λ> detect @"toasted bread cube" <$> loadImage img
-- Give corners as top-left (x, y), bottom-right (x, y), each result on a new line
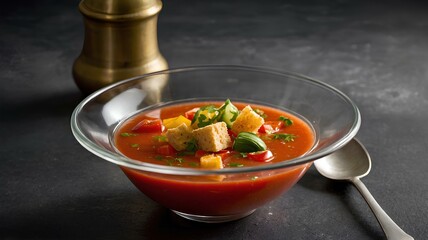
top-left (165, 123), bottom-right (193, 151)
top-left (231, 105), bottom-right (265, 134)
top-left (192, 122), bottom-right (231, 152)
top-left (200, 154), bottom-right (223, 169)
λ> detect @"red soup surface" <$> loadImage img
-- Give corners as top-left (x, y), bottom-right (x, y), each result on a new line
top-left (115, 101), bottom-right (315, 216)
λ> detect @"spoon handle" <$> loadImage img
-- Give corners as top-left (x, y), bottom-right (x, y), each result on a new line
top-left (351, 177), bottom-right (414, 240)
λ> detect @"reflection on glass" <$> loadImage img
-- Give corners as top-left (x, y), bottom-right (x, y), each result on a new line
top-left (102, 88), bottom-right (146, 126)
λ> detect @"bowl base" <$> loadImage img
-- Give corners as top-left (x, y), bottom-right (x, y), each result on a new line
top-left (172, 209), bottom-right (256, 223)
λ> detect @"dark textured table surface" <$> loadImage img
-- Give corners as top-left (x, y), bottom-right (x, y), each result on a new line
top-left (1, 0), bottom-right (427, 239)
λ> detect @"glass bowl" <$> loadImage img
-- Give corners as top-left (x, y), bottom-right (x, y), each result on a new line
top-left (71, 65), bottom-right (360, 223)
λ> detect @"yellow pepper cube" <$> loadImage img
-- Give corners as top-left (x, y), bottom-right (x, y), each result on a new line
top-left (200, 155), bottom-right (223, 169)
top-left (163, 115), bottom-right (191, 129)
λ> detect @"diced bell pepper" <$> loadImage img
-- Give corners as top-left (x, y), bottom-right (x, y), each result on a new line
top-left (258, 121), bottom-right (284, 134)
top-left (184, 108), bottom-right (200, 121)
top-left (156, 144), bottom-right (177, 156)
top-left (163, 115), bottom-right (191, 129)
top-left (247, 150), bottom-right (274, 162)
top-left (200, 154), bottom-right (223, 169)
top-left (132, 119), bottom-right (164, 133)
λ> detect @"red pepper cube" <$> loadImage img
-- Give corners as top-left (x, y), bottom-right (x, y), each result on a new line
top-left (184, 108), bottom-right (200, 121)
top-left (215, 150), bottom-right (231, 159)
top-left (132, 119), bottom-right (164, 133)
top-left (195, 150), bottom-right (208, 158)
top-left (227, 129), bottom-right (237, 140)
top-left (247, 150), bottom-right (274, 162)
top-left (156, 144), bottom-right (177, 156)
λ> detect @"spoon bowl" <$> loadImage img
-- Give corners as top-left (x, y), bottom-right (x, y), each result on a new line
top-left (315, 138), bottom-right (371, 180)
top-left (314, 138), bottom-right (413, 240)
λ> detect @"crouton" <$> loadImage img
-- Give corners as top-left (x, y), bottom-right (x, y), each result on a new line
top-left (192, 122), bottom-right (231, 152)
top-left (231, 105), bottom-right (265, 134)
top-left (165, 123), bottom-right (193, 151)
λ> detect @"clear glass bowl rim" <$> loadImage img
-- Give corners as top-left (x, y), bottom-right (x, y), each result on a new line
top-left (71, 65), bottom-right (361, 175)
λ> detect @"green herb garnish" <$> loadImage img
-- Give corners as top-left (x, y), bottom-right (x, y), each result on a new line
top-left (272, 133), bottom-right (296, 142)
top-left (188, 162), bottom-right (200, 167)
top-left (130, 143), bottom-right (140, 148)
top-left (175, 158), bottom-right (184, 164)
top-left (185, 138), bottom-right (198, 152)
top-left (153, 135), bottom-right (168, 142)
top-left (192, 105), bottom-right (220, 128)
top-left (154, 155), bottom-right (188, 166)
top-left (120, 132), bottom-right (138, 137)
top-left (233, 132), bottom-right (267, 153)
top-left (228, 162), bottom-right (244, 167)
top-left (279, 116), bottom-right (293, 126)
top-left (254, 109), bottom-right (267, 119)
top-left (176, 151), bottom-right (195, 156)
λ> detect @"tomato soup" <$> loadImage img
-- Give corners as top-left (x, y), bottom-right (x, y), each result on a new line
top-left (114, 100), bottom-right (315, 216)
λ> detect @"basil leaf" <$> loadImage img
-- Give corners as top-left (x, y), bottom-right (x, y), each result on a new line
top-left (233, 132), bottom-right (267, 153)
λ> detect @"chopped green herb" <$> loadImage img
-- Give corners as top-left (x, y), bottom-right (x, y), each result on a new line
top-left (153, 135), bottom-right (168, 142)
top-left (228, 162), bottom-right (244, 167)
top-left (239, 152), bottom-right (248, 158)
top-left (279, 116), bottom-right (293, 126)
top-left (254, 109), bottom-right (267, 119)
top-left (192, 105), bottom-right (221, 128)
top-left (188, 162), bottom-right (200, 167)
top-left (185, 138), bottom-right (198, 152)
top-left (176, 151), bottom-right (195, 156)
top-left (130, 143), bottom-right (140, 148)
top-left (198, 114), bottom-right (208, 124)
top-left (203, 105), bottom-right (219, 113)
top-left (121, 132), bottom-right (138, 137)
top-left (272, 133), bottom-right (296, 142)
top-left (153, 155), bottom-right (190, 166)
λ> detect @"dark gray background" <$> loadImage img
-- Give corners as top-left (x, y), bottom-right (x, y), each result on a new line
top-left (1, 0), bottom-right (427, 239)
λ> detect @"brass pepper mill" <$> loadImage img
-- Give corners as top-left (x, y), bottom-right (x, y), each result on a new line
top-left (72, 0), bottom-right (168, 94)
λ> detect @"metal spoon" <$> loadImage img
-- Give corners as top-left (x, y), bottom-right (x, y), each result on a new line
top-left (314, 138), bottom-right (413, 240)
